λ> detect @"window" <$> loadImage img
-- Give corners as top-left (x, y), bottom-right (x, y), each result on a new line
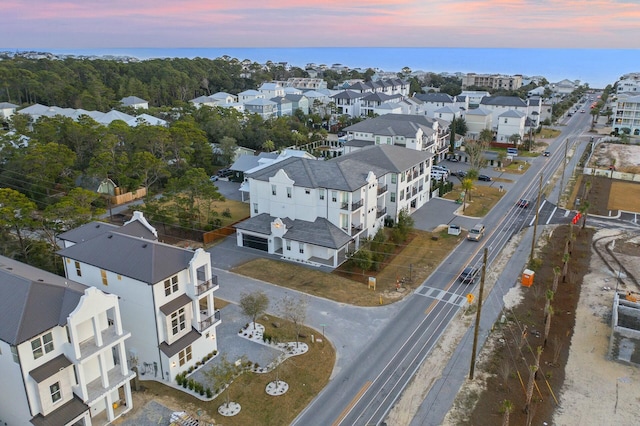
top-left (401, 172), bottom-right (405, 182)
top-left (31, 332), bottom-right (54, 359)
top-left (299, 244), bottom-right (304, 254)
top-left (74, 261), bottom-right (81, 277)
top-left (100, 269), bottom-right (108, 286)
top-left (287, 187), bottom-right (292, 198)
top-left (171, 308), bottom-right (186, 335)
top-left (319, 189), bottom-right (325, 200)
top-left (305, 188), bottom-right (310, 194)
top-left (504, 118), bottom-right (508, 123)
top-left (50, 382), bottom-right (61, 403)
top-left (271, 184), bottom-right (277, 196)
top-left (286, 241), bottom-right (291, 251)
top-left (391, 192), bottom-right (396, 202)
top-left (331, 191), bottom-right (337, 202)
top-left (164, 276), bottom-right (178, 296)
top-left (11, 345), bottom-right (18, 363)
top-left (391, 174), bottom-right (397, 184)
top-left (178, 345), bottom-right (192, 366)
top-left (400, 190), bottom-right (404, 200)
top-left (253, 203), bottom-right (258, 214)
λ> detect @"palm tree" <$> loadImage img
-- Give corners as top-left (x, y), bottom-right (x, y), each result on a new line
top-left (544, 305), bottom-right (554, 348)
top-left (501, 399), bottom-right (514, 426)
top-left (579, 201), bottom-right (590, 229)
top-left (562, 252), bottom-right (570, 283)
top-left (461, 178), bottom-right (474, 213)
top-left (524, 346), bottom-right (543, 414)
top-left (552, 266), bottom-right (561, 293)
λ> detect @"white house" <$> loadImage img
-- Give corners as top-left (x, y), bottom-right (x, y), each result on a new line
top-left (238, 89), bottom-right (265, 103)
top-left (464, 107), bottom-right (492, 139)
top-left (479, 96), bottom-right (530, 129)
top-left (56, 212), bottom-right (221, 386)
top-left (496, 110), bottom-right (526, 143)
top-left (0, 256), bottom-right (135, 426)
top-left (120, 96), bottom-right (149, 109)
top-left (612, 93), bottom-right (640, 135)
top-left (0, 101), bottom-right (19, 119)
top-left (244, 98), bottom-right (278, 120)
top-left (258, 82), bottom-right (285, 99)
top-left (235, 144), bottom-right (432, 267)
top-left (460, 91), bottom-right (491, 108)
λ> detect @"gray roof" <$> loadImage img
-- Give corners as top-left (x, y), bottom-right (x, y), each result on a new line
top-left (361, 92), bottom-right (399, 102)
top-left (284, 94), bottom-right (306, 102)
top-left (343, 114), bottom-right (437, 139)
top-left (30, 354), bottom-right (72, 383)
top-left (159, 328), bottom-right (201, 357)
top-left (57, 231), bottom-right (195, 285)
top-left (414, 93), bottom-right (454, 103)
top-left (0, 102), bottom-right (18, 109)
top-left (480, 96), bottom-right (527, 107)
top-left (434, 106), bottom-right (457, 114)
top-left (336, 144), bottom-right (432, 173)
top-left (57, 221), bottom-right (119, 244)
top-left (0, 256), bottom-right (87, 346)
top-left (235, 214), bottom-right (353, 249)
top-left (344, 139), bottom-right (375, 148)
top-left (465, 107), bottom-right (492, 116)
top-left (120, 96), bottom-right (147, 105)
top-left (331, 90), bottom-right (365, 100)
top-left (499, 110), bottom-right (526, 118)
top-left (159, 293), bottom-right (192, 315)
top-left (31, 395), bottom-right (89, 426)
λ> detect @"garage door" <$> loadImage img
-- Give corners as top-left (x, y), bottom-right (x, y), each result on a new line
top-left (242, 234), bottom-right (268, 251)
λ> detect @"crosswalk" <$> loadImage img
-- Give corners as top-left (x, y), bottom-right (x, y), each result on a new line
top-left (414, 285), bottom-right (467, 306)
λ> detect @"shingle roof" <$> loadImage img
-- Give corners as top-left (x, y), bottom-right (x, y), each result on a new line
top-left (331, 90), bottom-right (365, 100)
top-left (29, 354), bottom-right (73, 383)
top-left (335, 144), bottom-right (432, 173)
top-left (234, 214), bottom-right (353, 249)
top-left (414, 93), bottom-right (454, 103)
top-left (57, 231), bottom-right (196, 285)
top-left (343, 114), bottom-right (437, 138)
top-left (58, 221), bottom-right (119, 244)
top-left (159, 328), bottom-right (201, 357)
top-left (0, 256), bottom-right (87, 345)
top-left (499, 110), bottom-right (526, 118)
top-left (31, 395), bottom-right (89, 426)
top-left (465, 107), bottom-right (492, 116)
top-left (120, 96), bottom-right (147, 105)
top-left (480, 96), bottom-right (527, 107)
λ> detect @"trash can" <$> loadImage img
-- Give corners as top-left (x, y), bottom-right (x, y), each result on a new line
top-left (448, 224), bottom-right (461, 236)
top-left (521, 269), bottom-right (534, 287)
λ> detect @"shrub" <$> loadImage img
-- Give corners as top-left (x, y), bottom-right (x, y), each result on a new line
top-left (182, 380), bottom-right (188, 389)
top-left (188, 379), bottom-right (195, 390)
top-left (213, 350), bottom-right (218, 356)
top-left (206, 388), bottom-right (213, 398)
top-left (222, 208), bottom-right (232, 218)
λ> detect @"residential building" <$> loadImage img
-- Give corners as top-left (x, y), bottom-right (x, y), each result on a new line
top-left (16, 103), bottom-right (165, 128)
top-left (341, 114), bottom-right (449, 160)
top-left (57, 212), bottom-right (221, 386)
top-left (270, 96), bottom-right (294, 117)
top-left (0, 101), bottom-right (18, 119)
top-left (120, 96), bottom-right (149, 109)
top-left (332, 90), bottom-right (364, 117)
top-left (244, 98), bottom-right (278, 120)
top-left (258, 82), bottom-right (285, 99)
top-left (479, 96), bottom-right (530, 128)
top-left (496, 110), bottom-right (527, 143)
top-left (464, 107), bottom-right (492, 139)
top-left (414, 93), bottom-right (457, 118)
top-left (461, 73), bottom-right (523, 90)
top-left (285, 78), bottom-right (328, 90)
top-left (235, 144), bottom-right (432, 267)
top-left (616, 74), bottom-right (640, 94)
top-left (550, 79), bottom-right (579, 95)
top-left (238, 89), bottom-right (265, 103)
top-left (460, 91), bottom-right (491, 108)
top-left (284, 94), bottom-right (310, 115)
top-left (612, 93), bottom-right (640, 135)
top-left (0, 256), bottom-right (134, 426)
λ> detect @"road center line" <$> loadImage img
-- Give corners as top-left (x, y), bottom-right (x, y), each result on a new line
top-left (332, 381), bottom-right (372, 426)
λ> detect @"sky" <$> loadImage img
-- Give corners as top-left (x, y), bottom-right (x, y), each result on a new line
top-left (3, 0), bottom-right (640, 49)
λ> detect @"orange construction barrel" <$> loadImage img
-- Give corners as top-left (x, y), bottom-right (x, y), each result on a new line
top-left (522, 269), bottom-right (534, 287)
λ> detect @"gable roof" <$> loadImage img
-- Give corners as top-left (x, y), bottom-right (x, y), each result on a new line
top-left (480, 96), bottom-right (528, 107)
top-left (331, 90), bottom-right (365, 100)
top-left (343, 114), bottom-right (437, 139)
top-left (0, 256), bottom-right (87, 345)
top-left (336, 144), bottom-right (432, 173)
top-left (499, 109), bottom-right (526, 118)
top-left (465, 107), bottom-right (492, 116)
top-left (414, 93), bottom-right (454, 103)
top-left (120, 96), bottom-right (147, 105)
top-left (57, 230), bottom-right (195, 284)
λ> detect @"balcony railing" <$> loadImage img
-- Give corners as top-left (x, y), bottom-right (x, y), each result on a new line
top-left (340, 199), bottom-right (364, 211)
top-left (376, 207), bottom-right (387, 218)
top-left (78, 326), bottom-right (129, 361)
top-left (199, 310), bottom-right (222, 332)
top-left (350, 225), bottom-right (363, 236)
top-left (195, 276), bottom-right (219, 296)
top-left (377, 185), bottom-right (388, 196)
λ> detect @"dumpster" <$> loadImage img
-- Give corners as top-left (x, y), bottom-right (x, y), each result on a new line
top-left (448, 224), bottom-right (461, 236)
top-left (521, 269), bottom-right (534, 287)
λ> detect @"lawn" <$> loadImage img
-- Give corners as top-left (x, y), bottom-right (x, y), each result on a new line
top-left (128, 320), bottom-right (335, 426)
top-left (232, 229), bottom-right (464, 306)
top-left (500, 159), bottom-right (531, 174)
top-left (443, 185), bottom-right (505, 217)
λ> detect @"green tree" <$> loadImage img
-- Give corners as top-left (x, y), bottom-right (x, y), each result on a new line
top-left (0, 188), bottom-right (38, 260)
top-left (203, 354), bottom-right (245, 411)
top-left (351, 248), bottom-right (373, 274)
top-left (219, 136), bottom-right (238, 166)
top-left (508, 133), bottom-right (521, 148)
top-left (130, 151), bottom-right (170, 198)
top-left (165, 167), bottom-right (223, 226)
top-left (239, 291), bottom-right (270, 329)
top-left (461, 178), bottom-right (474, 213)
top-left (23, 141), bottom-right (77, 197)
top-left (501, 399), bottom-right (513, 426)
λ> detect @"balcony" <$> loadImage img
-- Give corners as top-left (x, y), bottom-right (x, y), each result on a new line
top-left (376, 207), bottom-right (387, 219)
top-left (340, 199), bottom-right (363, 211)
top-left (377, 184), bottom-right (388, 196)
top-left (78, 327), bottom-right (130, 361)
top-left (195, 276), bottom-right (219, 296)
top-left (85, 366), bottom-right (135, 406)
top-left (350, 224), bottom-right (363, 236)
top-left (199, 310), bottom-right (222, 332)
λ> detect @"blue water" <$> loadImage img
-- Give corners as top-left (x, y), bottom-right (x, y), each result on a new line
top-left (6, 47), bottom-right (638, 89)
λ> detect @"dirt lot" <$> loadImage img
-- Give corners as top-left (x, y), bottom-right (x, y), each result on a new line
top-left (573, 175), bottom-right (640, 215)
top-left (589, 142), bottom-right (640, 174)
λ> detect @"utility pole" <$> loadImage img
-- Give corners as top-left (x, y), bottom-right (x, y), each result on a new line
top-left (529, 174), bottom-right (543, 265)
top-left (469, 247), bottom-right (488, 380)
top-left (558, 138), bottom-right (568, 206)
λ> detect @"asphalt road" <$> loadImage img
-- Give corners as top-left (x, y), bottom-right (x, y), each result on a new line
top-left (292, 102), bottom-right (602, 426)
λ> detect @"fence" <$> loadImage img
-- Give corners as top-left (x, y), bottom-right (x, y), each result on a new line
top-left (583, 167), bottom-right (640, 183)
top-left (110, 187), bottom-right (147, 205)
top-left (202, 217), bottom-right (249, 245)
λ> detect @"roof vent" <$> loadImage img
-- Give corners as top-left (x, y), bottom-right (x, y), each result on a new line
top-left (108, 235), bottom-right (113, 239)
top-left (38, 279), bottom-right (44, 282)
top-left (142, 244), bottom-right (148, 248)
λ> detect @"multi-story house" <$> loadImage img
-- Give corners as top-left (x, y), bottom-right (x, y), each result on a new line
top-left (56, 212), bottom-right (221, 386)
top-left (414, 93), bottom-right (457, 118)
top-left (284, 94), bottom-right (310, 115)
top-left (342, 114), bottom-right (450, 160)
top-left (270, 96), bottom-right (294, 117)
top-left (0, 256), bottom-right (134, 426)
top-left (259, 82), bottom-right (285, 99)
top-left (332, 90), bottom-right (364, 117)
top-left (612, 93), bottom-right (640, 135)
top-left (120, 96), bottom-right (149, 109)
top-left (0, 101), bottom-right (18, 119)
top-left (461, 73), bottom-right (523, 90)
top-left (244, 98), bottom-right (278, 120)
top-left (360, 92), bottom-right (402, 117)
top-left (464, 107), bottom-right (492, 139)
top-left (460, 90), bottom-right (491, 108)
top-left (285, 77), bottom-right (328, 90)
top-left (496, 110), bottom-right (527, 143)
top-left (616, 73), bottom-right (640, 94)
top-left (235, 145), bottom-right (432, 267)
top-left (238, 89), bottom-right (265, 103)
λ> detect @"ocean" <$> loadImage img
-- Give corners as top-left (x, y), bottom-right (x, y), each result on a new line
top-left (7, 47), bottom-right (639, 89)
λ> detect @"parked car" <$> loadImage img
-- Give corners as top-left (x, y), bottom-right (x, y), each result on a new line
top-left (432, 165), bottom-right (449, 172)
top-left (580, 109), bottom-right (586, 113)
top-left (217, 168), bottom-right (230, 177)
top-left (447, 156), bottom-right (460, 162)
top-left (478, 174), bottom-right (492, 181)
top-left (452, 170), bottom-right (467, 178)
top-left (543, 151), bottom-right (550, 157)
top-left (459, 267), bottom-right (479, 284)
top-left (209, 175), bottom-right (219, 182)
top-left (516, 199), bottom-right (530, 208)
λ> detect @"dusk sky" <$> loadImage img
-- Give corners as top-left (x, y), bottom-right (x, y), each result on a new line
top-left (3, 0), bottom-right (639, 49)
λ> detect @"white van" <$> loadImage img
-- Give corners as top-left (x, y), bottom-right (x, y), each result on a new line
top-left (506, 148), bottom-right (518, 156)
top-left (431, 170), bottom-right (448, 180)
